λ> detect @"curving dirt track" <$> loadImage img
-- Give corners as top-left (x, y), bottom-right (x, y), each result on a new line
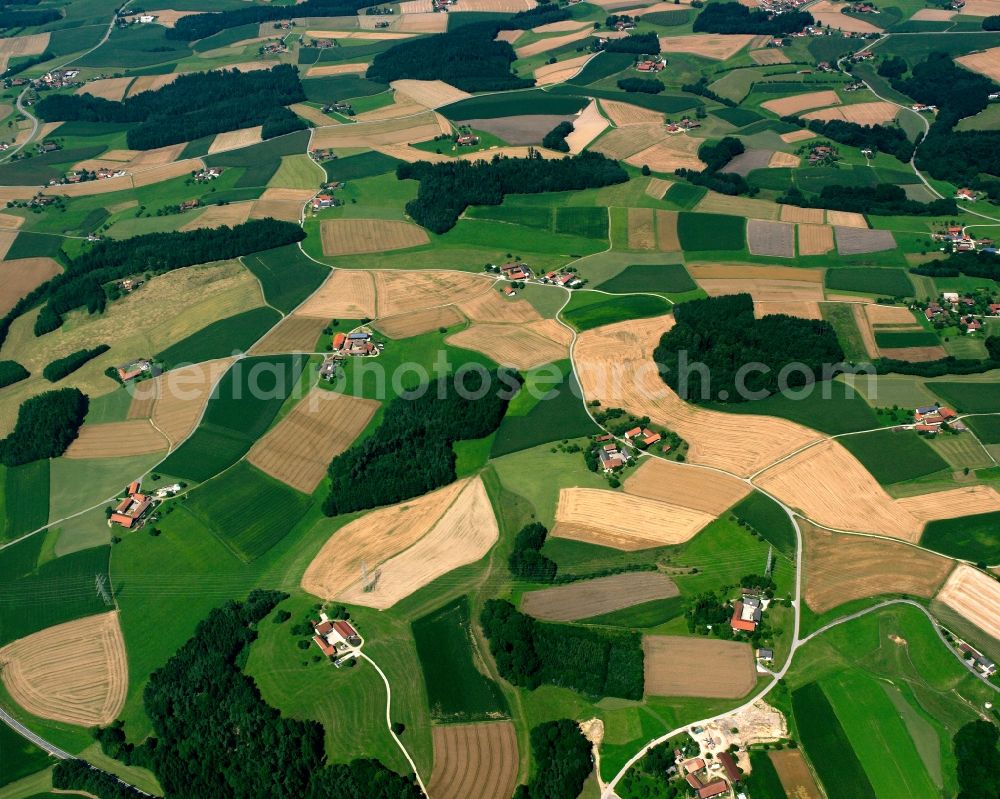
top-left (429, 722), bottom-right (519, 799)
top-left (137, 358), bottom-right (237, 446)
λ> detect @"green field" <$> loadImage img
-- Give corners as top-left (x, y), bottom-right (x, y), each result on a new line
top-left (157, 355), bottom-right (307, 482)
top-left (821, 303), bottom-right (868, 362)
top-left (439, 90), bottom-right (587, 120)
top-left (929, 381), bottom-right (1000, 414)
top-left (874, 330), bottom-right (940, 348)
top-left (411, 596), bottom-right (510, 723)
top-left (825, 269), bottom-right (914, 297)
top-left (301, 74), bottom-right (388, 103)
top-left (466, 204), bottom-right (608, 241)
top-left (712, 386), bottom-right (879, 436)
top-left (711, 107), bottom-right (764, 127)
top-left (677, 212), bottom-right (745, 251)
top-left (744, 750), bottom-right (788, 799)
top-left (662, 183), bottom-right (706, 210)
top-left (579, 596), bottom-right (684, 628)
top-left (838, 429), bottom-right (948, 485)
top-left (5, 232), bottom-right (66, 262)
top-left (566, 51), bottom-right (635, 85)
top-left (561, 292), bottom-right (670, 332)
top-left (731, 491), bottom-right (796, 556)
top-left (154, 306), bottom-right (281, 368)
top-left (964, 414), bottom-right (1000, 444)
top-left (0, 721), bottom-right (53, 788)
top-left (1, 461), bottom-right (50, 543)
top-left (920, 510), bottom-right (1000, 564)
top-left (324, 151), bottom-right (402, 183)
top-left (242, 245), bottom-right (329, 314)
top-left (205, 130), bottom-right (312, 188)
top-left (595, 264), bottom-right (696, 295)
top-left (792, 682), bottom-right (876, 799)
top-left (183, 462), bottom-right (313, 562)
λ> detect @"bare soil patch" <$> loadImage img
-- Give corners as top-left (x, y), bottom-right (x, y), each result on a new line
top-left (780, 129), bottom-right (815, 144)
top-left (770, 750), bottom-right (822, 799)
top-left (392, 79), bottom-right (470, 108)
top-left (0, 612), bottom-right (127, 727)
top-left (911, 7), bottom-right (955, 19)
top-left (429, 722), bottom-right (519, 799)
top-left (768, 151), bottom-right (799, 168)
top-left (295, 269), bottom-right (375, 319)
top-left (624, 457), bottom-right (750, 512)
top-left (0, 257), bottom-right (62, 316)
top-left (626, 135), bottom-right (705, 172)
top-left (754, 300), bottom-right (821, 318)
top-left (457, 287), bottom-right (541, 323)
top-left (750, 48), bottom-right (789, 65)
top-left (534, 54), bottom-right (592, 85)
top-left (140, 358), bottom-right (236, 446)
top-left (208, 126), bottom-right (264, 155)
top-left (864, 303), bottom-right (916, 325)
top-left (960, 0), bottom-right (1000, 14)
top-left (659, 33), bottom-right (754, 60)
top-left (628, 207), bottom-right (656, 250)
top-left (311, 110), bottom-right (447, 148)
top-left (446, 319), bottom-right (572, 369)
top-left (553, 487), bottom-right (716, 550)
top-left (375, 305), bottom-right (466, 338)
top-left (590, 124), bottom-right (666, 159)
top-left (936, 564), bottom-right (1000, 641)
top-left (835, 226), bottom-right (896, 255)
top-left (307, 63), bottom-right (369, 77)
top-left (804, 101), bottom-right (898, 125)
top-left (643, 636), bottom-right (756, 698)
top-left (470, 114), bottom-right (576, 145)
top-left (77, 78), bottom-right (133, 101)
top-left (747, 219), bottom-right (795, 257)
top-left (762, 90), bottom-right (841, 117)
top-left (645, 177), bottom-right (673, 199)
top-left (251, 187), bottom-right (314, 222)
top-left (522, 572), bottom-right (679, 621)
top-left (780, 205), bottom-right (824, 224)
top-left (64, 420), bottom-right (167, 459)
top-left (516, 28), bottom-right (592, 58)
top-left (798, 222), bottom-right (836, 256)
top-left (656, 209), bottom-right (680, 251)
top-left (878, 345), bottom-right (948, 361)
top-left (179, 201), bottom-right (253, 231)
top-left (956, 46), bottom-right (1000, 83)
top-left (374, 270), bottom-right (493, 317)
top-left (566, 100), bottom-right (609, 154)
top-left (250, 315), bottom-right (326, 354)
top-left (248, 389), bottom-right (379, 493)
top-left (697, 278), bottom-right (823, 303)
top-left (695, 191), bottom-right (779, 220)
top-left (601, 99), bottom-right (664, 127)
top-left (802, 522), bottom-right (953, 613)
top-left (725, 148), bottom-right (773, 177)
top-left (825, 210), bottom-right (867, 228)
top-left (320, 219), bottom-right (429, 257)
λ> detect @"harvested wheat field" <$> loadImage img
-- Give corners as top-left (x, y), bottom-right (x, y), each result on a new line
top-left (127, 73), bottom-right (180, 97)
top-left (780, 205), bottom-right (824, 224)
top-left (291, 103), bottom-right (335, 127)
top-left (495, 28), bottom-right (524, 43)
top-left (208, 126), bottom-right (263, 155)
top-left (535, 18), bottom-right (591, 32)
top-left (306, 478), bottom-right (499, 609)
top-left (0, 32), bottom-right (48, 71)
top-left (456, 287), bottom-right (541, 323)
top-left (770, 750), bottom-right (822, 799)
top-left (797, 224), bottom-right (835, 256)
top-left (747, 219), bottom-right (795, 258)
top-left (250, 315), bottom-right (326, 355)
top-left (522, 572), bottom-right (679, 621)
top-left (768, 151), bottom-right (799, 168)
top-left (625, 135), bottom-right (704, 172)
top-left (295, 269), bottom-right (375, 319)
top-left (429, 722), bottom-right (519, 799)
top-left (810, 0), bottom-right (882, 30)
top-left (756, 440), bottom-right (921, 540)
top-left (534, 54), bottom-right (592, 85)
top-left (0, 211), bottom-right (24, 230)
top-left (320, 219), bottom-right (429, 257)
top-left (311, 110), bottom-right (447, 148)
top-left (804, 101), bottom-right (898, 125)
top-left (0, 187), bottom-right (38, 202)
top-left (574, 315), bottom-right (821, 475)
top-left (897, 485), bottom-right (1000, 524)
top-left (936, 564), bottom-right (1000, 641)
top-left (802, 522), bottom-right (953, 613)
top-left (628, 207), bottom-right (655, 250)
top-left (689, 263), bottom-right (824, 282)
top-left (754, 300), bottom-right (821, 318)
top-left (780, 129), bottom-right (815, 144)
top-left (375, 270), bottom-right (492, 317)
top-left (446, 320), bottom-right (572, 369)
top-left (137, 358), bottom-right (236, 446)
top-left (391, 79), bottom-right (470, 109)
top-left (77, 77), bottom-right (133, 101)
top-left (659, 33), bottom-right (754, 60)
top-left (645, 177), bottom-right (673, 199)
top-left (825, 210), bottom-right (867, 228)
top-left (144, 8), bottom-right (200, 26)
top-left (179, 201), bottom-right (253, 231)
top-left (910, 7), bottom-right (955, 19)
top-left (375, 305), bottom-right (466, 338)
top-left (394, 12), bottom-right (451, 32)
top-left (601, 99), bottom-right (664, 127)
top-left (956, 47), bottom-right (1000, 83)
top-left (64, 420), bottom-right (167, 459)
top-left (696, 191), bottom-right (779, 220)
top-left (698, 277), bottom-right (822, 303)
top-left (0, 257), bottom-right (62, 316)
top-left (305, 29), bottom-right (417, 40)
top-left (516, 28), bottom-right (592, 58)
top-left (566, 100), bottom-right (609, 154)
top-left (835, 226), bottom-right (896, 255)
top-left (864, 303), bottom-right (917, 325)
top-left (750, 48), bottom-right (789, 65)
top-left (590, 124), bottom-right (666, 159)
top-left (553, 488), bottom-right (715, 550)
top-left (398, 0), bottom-right (435, 10)
top-left (644, 636), bottom-right (756, 698)
top-left (0, 612), bottom-right (127, 727)
top-left (448, 0), bottom-right (536, 9)
top-left (762, 90), bottom-right (841, 117)
top-left (250, 187), bottom-right (314, 222)
top-left (879, 345), bottom-right (948, 362)
top-left (248, 390), bottom-right (379, 493)
top-left (43, 174), bottom-right (134, 196)
top-left (0, 229), bottom-right (16, 262)
top-left (624, 457), bottom-right (750, 512)
top-left (656, 210), bottom-right (680, 251)
top-left (132, 159), bottom-right (205, 189)
top-left (307, 62), bottom-right (369, 77)
top-left (355, 92), bottom-right (428, 122)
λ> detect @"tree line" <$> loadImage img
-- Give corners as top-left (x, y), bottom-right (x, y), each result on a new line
top-left (323, 369), bottom-right (518, 516)
top-left (513, 720), bottom-right (593, 799)
top-left (0, 388), bottom-right (88, 466)
top-left (778, 184), bottom-right (956, 216)
top-left (33, 219), bottom-right (303, 336)
top-left (675, 136), bottom-right (753, 196)
top-left (508, 522), bottom-right (558, 582)
top-left (953, 720), bottom-right (1000, 799)
top-left (911, 250), bottom-right (1000, 283)
top-left (480, 599), bottom-right (645, 699)
top-left (601, 32), bottom-right (660, 54)
top-left (542, 121), bottom-right (573, 152)
top-left (43, 344), bottom-right (109, 383)
top-left (781, 115), bottom-right (915, 163)
top-left (653, 293), bottom-right (845, 403)
top-left (167, 0), bottom-right (370, 41)
top-left (0, 6), bottom-right (59, 28)
top-left (0, 360), bottom-right (28, 389)
top-left (94, 590), bottom-right (422, 798)
top-left (398, 151), bottom-right (628, 233)
top-left (36, 66), bottom-right (305, 150)
top-left (52, 761), bottom-right (150, 799)
top-left (617, 77), bottom-right (665, 94)
top-left (693, 2), bottom-right (813, 34)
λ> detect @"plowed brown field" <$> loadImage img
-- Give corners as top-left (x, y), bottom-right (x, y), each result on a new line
top-left (429, 722), bottom-right (519, 799)
top-left (521, 572), bottom-right (679, 621)
top-left (797, 223), bottom-right (834, 255)
top-left (320, 219), bottom-right (429, 256)
top-left (64, 420), bottom-right (167, 459)
top-left (295, 269), bottom-right (376, 319)
top-left (644, 636), bottom-right (756, 697)
top-left (0, 257), bottom-right (61, 315)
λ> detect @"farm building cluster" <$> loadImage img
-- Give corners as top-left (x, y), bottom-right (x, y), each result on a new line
top-left (635, 57), bottom-right (665, 72)
top-left (730, 593), bottom-right (765, 634)
top-left (109, 480), bottom-right (156, 530)
top-left (665, 118), bottom-right (702, 134)
top-left (678, 752), bottom-right (742, 799)
top-left (956, 640), bottom-right (997, 678)
top-left (910, 405), bottom-right (965, 434)
top-left (116, 358), bottom-right (158, 382)
top-left (320, 330), bottom-right (383, 380)
top-left (60, 166), bottom-right (128, 184)
top-left (933, 226), bottom-right (995, 254)
top-left (311, 613), bottom-right (364, 667)
top-left (923, 291), bottom-right (1000, 330)
top-left (593, 434), bottom-right (633, 472)
top-left (193, 167), bottom-right (223, 183)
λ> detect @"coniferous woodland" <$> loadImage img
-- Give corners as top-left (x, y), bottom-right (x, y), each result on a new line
top-left (0, 360), bottom-right (29, 389)
top-left (168, 0), bottom-right (370, 40)
top-left (35, 67), bottom-right (305, 150)
top-left (778, 184), bottom-right (956, 216)
top-left (542, 121), bottom-right (574, 152)
top-left (675, 136), bottom-right (753, 196)
top-left (323, 369), bottom-right (519, 516)
top-left (508, 523), bottom-right (558, 582)
top-left (92, 591), bottom-right (422, 799)
top-left (693, 2), bottom-right (813, 34)
top-left (398, 152), bottom-right (628, 233)
top-left (653, 293), bottom-right (845, 403)
top-left (953, 721), bottom-right (1000, 799)
top-left (480, 599), bottom-right (645, 699)
top-left (0, 6), bottom-right (59, 29)
top-left (617, 77), bottom-right (665, 94)
top-left (780, 115), bottom-right (915, 163)
top-left (52, 761), bottom-right (149, 799)
top-left (601, 32), bottom-right (660, 54)
top-left (0, 388), bottom-right (88, 466)
top-left (512, 720), bottom-right (594, 799)
top-left (911, 250), bottom-right (1000, 282)
top-left (42, 345), bottom-right (109, 383)
top-left (33, 219), bottom-right (303, 336)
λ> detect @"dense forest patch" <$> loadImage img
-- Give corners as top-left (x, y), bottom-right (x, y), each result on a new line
top-left (42, 345), bottom-right (110, 383)
top-left (694, 2), bottom-right (814, 34)
top-left (0, 388), bottom-right (88, 467)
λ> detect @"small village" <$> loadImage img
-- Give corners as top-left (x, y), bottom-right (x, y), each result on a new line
top-left (933, 224), bottom-right (995, 254)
